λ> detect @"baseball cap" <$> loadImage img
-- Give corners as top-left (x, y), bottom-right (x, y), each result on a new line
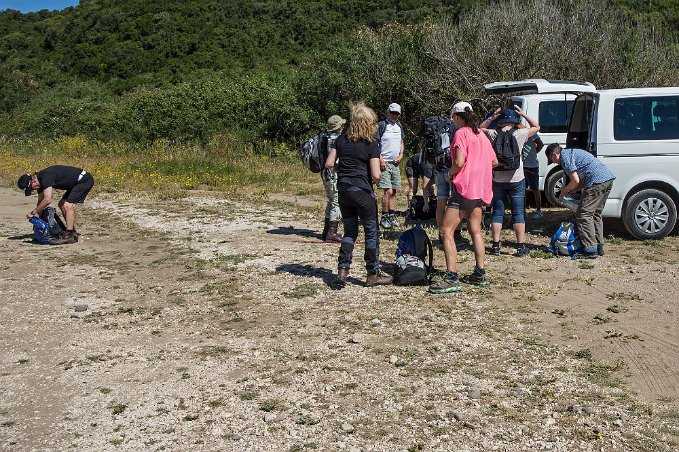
top-left (388, 103), bottom-right (401, 114)
top-left (326, 115), bottom-right (346, 131)
top-left (497, 108), bottom-right (521, 124)
top-left (17, 174), bottom-right (33, 196)
top-left (452, 101), bottom-right (473, 114)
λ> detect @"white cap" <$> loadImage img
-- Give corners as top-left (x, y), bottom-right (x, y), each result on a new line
top-left (387, 103), bottom-right (402, 114)
top-left (452, 101), bottom-right (473, 114)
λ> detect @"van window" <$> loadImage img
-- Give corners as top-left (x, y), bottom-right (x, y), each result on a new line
top-left (614, 96), bottom-right (679, 141)
top-left (538, 100), bottom-right (574, 133)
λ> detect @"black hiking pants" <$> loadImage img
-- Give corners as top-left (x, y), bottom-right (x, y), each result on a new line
top-left (338, 189), bottom-right (380, 274)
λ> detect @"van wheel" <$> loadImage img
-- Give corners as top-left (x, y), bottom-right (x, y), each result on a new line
top-left (623, 189), bottom-right (677, 240)
top-left (545, 170), bottom-right (565, 207)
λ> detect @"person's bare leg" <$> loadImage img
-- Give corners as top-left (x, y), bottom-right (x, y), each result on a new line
top-left (513, 222), bottom-right (525, 244)
top-left (491, 222), bottom-right (502, 243)
top-left (59, 199), bottom-right (76, 230)
top-left (468, 207), bottom-right (485, 270)
top-left (441, 207), bottom-right (462, 272)
top-left (381, 189), bottom-right (390, 213)
top-left (531, 188), bottom-right (542, 211)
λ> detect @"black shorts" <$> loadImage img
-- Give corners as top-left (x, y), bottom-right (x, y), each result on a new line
top-left (523, 167), bottom-right (539, 190)
top-left (62, 173), bottom-right (94, 204)
top-left (446, 184), bottom-right (485, 211)
top-left (406, 161), bottom-right (434, 180)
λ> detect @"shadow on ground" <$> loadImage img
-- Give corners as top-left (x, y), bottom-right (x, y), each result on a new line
top-left (267, 226), bottom-right (320, 240)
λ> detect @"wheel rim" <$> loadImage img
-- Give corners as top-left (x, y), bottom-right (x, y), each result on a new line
top-left (553, 177), bottom-right (564, 197)
top-left (634, 197), bottom-right (670, 234)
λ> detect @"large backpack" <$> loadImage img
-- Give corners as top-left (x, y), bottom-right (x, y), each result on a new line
top-left (393, 226), bottom-right (434, 285)
top-left (409, 195), bottom-right (437, 220)
top-left (421, 116), bottom-right (454, 168)
top-left (493, 128), bottom-right (521, 171)
top-left (29, 207), bottom-right (66, 244)
top-left (547, 221), bottom-right (584, 257)
top-left (300, 132), bottom-right (328, 173)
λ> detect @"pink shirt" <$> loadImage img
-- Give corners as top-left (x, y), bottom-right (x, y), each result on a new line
top-left (451, 127), bottom-right (495, 205)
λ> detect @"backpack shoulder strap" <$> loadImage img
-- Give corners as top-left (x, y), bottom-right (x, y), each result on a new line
top-left (378, 120), bottom-right (386, 139)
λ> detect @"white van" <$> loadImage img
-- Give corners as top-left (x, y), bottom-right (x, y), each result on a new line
top-left (484, 79), bottom-right (597, 207)
top-left (567, 87), bottom-right (679, 239)
top-left (486, 79), bottom-right (679, 239)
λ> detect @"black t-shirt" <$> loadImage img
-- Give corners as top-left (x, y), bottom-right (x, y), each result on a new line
top-left (334, 134), bottom-right (381, 192)
top-left (37, 165), bottom-right (84, 193)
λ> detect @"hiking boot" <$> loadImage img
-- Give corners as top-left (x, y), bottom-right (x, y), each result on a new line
top-left (597, 244), bottom-right (605, 256)
top-left (337, 268), bottom-right (349, 287)
top-left (429, 272), bottom-right (462, 294)
top-left (325, 221), bottom-right (343, 243)
top-left (321, 218), bottom-right (330, 241)
top-left (515, 244), bottom-right (529, 257)
top-left (366, 269), bottom-right (393, 287)
top-left (490, 243), bottom-right (501, 256)
top-left (531, 210), bottom-right (543, 220)
top-left (50, 230), bottom-right (77, 245)
top-left (380, 214), bottom-right (392, 229)
top-left (461, 271), bottom-right (490, 287)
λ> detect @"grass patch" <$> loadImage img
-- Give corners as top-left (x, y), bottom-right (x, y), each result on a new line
top-left (260, 398), bottom-right (286, 412)
top-left (606, 305), bottom-right (629, 314)
top-left (108, 403), bottom-right (127, 415)
top-left (283, 283), bottom-right (322, 299)
top-left (606, 292), bottom-right (642, 301)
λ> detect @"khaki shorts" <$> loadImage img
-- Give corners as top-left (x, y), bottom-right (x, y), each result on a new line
top-left (378, 162), bottom-right (402, 190)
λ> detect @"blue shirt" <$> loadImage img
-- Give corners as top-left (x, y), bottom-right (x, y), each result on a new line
top-left (560, 148), bottom-right (615, 188)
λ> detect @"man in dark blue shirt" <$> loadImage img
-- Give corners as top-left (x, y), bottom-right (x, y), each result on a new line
top-left (17, 165), bottom-right (94, 244)
top-left (546, 145), bottom-right (615, 258)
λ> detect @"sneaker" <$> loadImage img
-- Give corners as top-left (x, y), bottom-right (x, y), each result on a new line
top-left (572, 250), bottom-right (598, 259)
top-left (532, 210), bottom-right (543, 220)
top-left (490, 243), bottom-right (501, 256)
top-left (337, 268), bottom-right (349, 287)
top-left (515, 245), bottom-right (529, 257)
top-left (429, 273), bottom-right (462, 294)
top-left (597, 244), bottom-right (605, 256)
top-left (461, 272), bottom-right (490, 287)
top-left (366, 269), bottom-right (393, 287)
top-left (380, 214), bottom-right (392, 229)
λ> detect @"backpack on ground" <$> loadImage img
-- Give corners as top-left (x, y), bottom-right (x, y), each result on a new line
top-left (409, 195), bottom-right (437, 220)
top-left (422, 116), bottom-right (454, 167)
top-left (300, 132), bottom-right (328, 173)
top-left (29, 207), bottom-right (66, 244)
top-left (493, 128), bottom-right (521, 171)
top-left (547, 221), bottom-right (584, 257)
top-left (393, 225), bottom-right (434, 285)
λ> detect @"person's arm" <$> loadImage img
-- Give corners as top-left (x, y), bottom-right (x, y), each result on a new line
top-left (325, 147), bottom-right (337, 170)
top-left (370, 158), bottom-right (382, 184)
top-left (393, 139), bottom-right (404, 164)
top-left (449, 146), bottom-right (466, 177)
top-left (28, 188), bottom-right (52, 218)
top-left (515, 105), bottom-right (540, 137)
top-left (559, 171), bottom-right (581, 199)
top-left (480, 107), bottom-right (501, 131)
top-left (422, 177), bottom-right (432, 212)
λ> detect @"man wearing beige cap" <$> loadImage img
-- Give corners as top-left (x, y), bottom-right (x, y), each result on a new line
top-left (377, 103), bottom-right (405, 229)
top-left (321, 115), bottom-right (346, 242)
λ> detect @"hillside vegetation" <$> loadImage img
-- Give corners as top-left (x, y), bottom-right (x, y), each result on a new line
top-left (0, 0), bottom-right (677, 151)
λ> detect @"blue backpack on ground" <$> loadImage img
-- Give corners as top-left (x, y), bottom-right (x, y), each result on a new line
top-left (29, 207), bottom-right (66, 244)
top-left (548, 221), bottom-right (584, 257)
top-left (394, 225), bottom-right (434, 285)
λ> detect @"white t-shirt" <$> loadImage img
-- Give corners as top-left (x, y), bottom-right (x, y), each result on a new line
top-left (484, 128), bottom-right (529, 183)
top-left (380, 120), bottom-right (403, 162)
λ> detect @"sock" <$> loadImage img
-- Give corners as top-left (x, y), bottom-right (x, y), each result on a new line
top-left (388, 210), bottom-right (395, 216)
top-left (492, 241), bottom-right (500, 248)
top-left (446, 271), bottom-right (458, 280)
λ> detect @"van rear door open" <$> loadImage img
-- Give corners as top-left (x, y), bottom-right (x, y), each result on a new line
top-left (484, 79), bottom-right (596, 96)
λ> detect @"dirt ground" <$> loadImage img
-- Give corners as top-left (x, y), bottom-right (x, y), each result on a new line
top-left (1, 186), bottom-right (678, 451)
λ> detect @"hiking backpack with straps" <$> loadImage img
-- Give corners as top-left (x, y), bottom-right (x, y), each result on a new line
top-left (493, 128), bottom-right (521, 171)
top-left (421, 116), bottom-right (454, 168)
top-left (547, 221), bottom-right (584, 257)
top-left (300, 132), bottom-right (328, 173)
top-left (29, 207), bottom-right (66, 244)
top-left (393, 225), bottom-right (434, 285)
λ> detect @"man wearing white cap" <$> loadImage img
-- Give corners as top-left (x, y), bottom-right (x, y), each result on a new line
top-left (376, 103), bottom-right (405, 229)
